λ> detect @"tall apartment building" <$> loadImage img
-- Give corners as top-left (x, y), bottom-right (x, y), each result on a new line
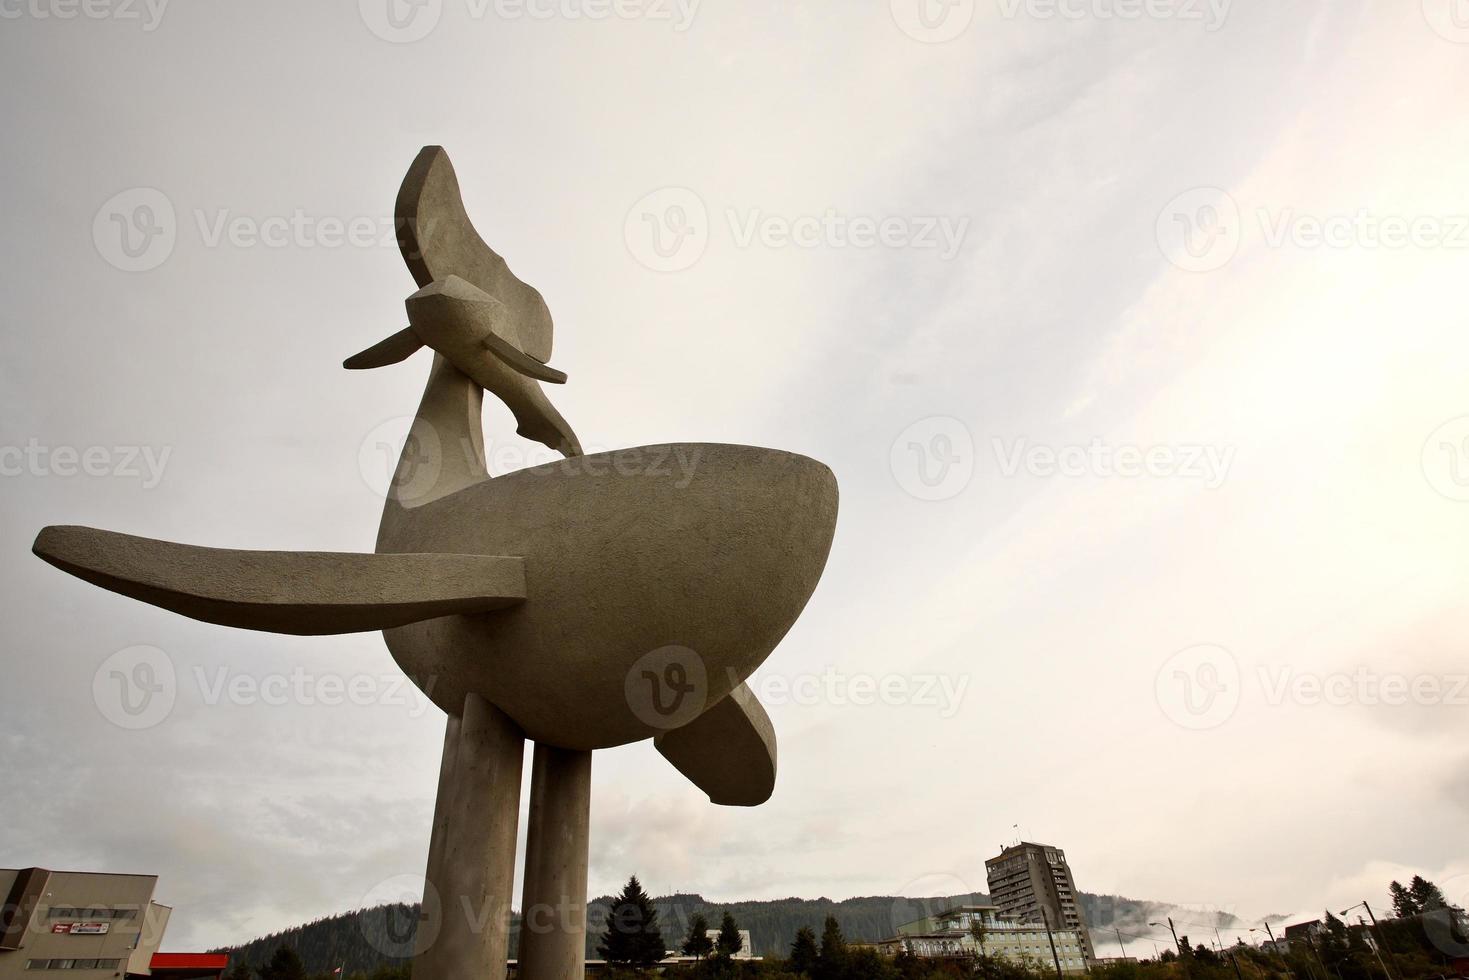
top-left (985, 842), bottom-right (1095, 962)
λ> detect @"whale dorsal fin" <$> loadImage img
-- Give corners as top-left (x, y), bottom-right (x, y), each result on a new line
top-left (34, 525), bottom-right (525, 636)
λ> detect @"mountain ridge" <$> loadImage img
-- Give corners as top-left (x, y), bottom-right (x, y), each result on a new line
top-left (215, 891), bottom-right (1249, 970)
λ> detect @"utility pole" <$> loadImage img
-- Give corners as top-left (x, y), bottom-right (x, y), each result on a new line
top-left (1151, 918), bottom-right (1188, 980)
top-left (1040, 906), bottom-right (1064, 979)
top-left (1263, 922), bottom-right (1300, 980)
top-left (1115, 927), bottom-right (1127, 960)
top-left (1360, 901), bottom-right (1404, 980)
top-left (1226, 947), bottom-right (1245, 980)
top-left (1357, 917), bottom-right (1393, 980)
top-left (1303, 932), bottom-right (1340, 980)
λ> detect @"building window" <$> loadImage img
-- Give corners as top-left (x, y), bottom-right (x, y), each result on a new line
top-left (46, 908), bottom-right (136, 921)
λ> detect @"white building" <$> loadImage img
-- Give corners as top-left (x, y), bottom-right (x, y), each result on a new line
top-left (883, 905), bottom-right (1091, 974)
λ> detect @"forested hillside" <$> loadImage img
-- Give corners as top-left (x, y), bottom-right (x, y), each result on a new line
top-left (216, 890), bottom-right (1241, 971)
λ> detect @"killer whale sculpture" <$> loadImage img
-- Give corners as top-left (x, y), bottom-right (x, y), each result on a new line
top-left (33, 147), bottom-right (839, 980)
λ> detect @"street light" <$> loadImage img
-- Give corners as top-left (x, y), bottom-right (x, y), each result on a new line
top-left (1149, 920), bottom-right (1185, 956)
top-left (1339, 901), bottom-right (1402, 980)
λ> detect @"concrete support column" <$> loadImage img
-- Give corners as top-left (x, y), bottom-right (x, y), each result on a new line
top-left (516, 743), bottom-right (593, 980)
top-left (412, 694), bottom-right (524, 980)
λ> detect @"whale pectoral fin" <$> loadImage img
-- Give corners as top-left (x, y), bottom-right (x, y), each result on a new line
top-left (33, 525), bottom-right (525, 636)
top-left (344, 326), bottom-right (425, 369)
top-left (654, 683), bottom-right (777, 807)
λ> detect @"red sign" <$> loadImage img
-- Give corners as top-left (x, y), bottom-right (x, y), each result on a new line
top-left (51, 924), bottom-right (69, 934)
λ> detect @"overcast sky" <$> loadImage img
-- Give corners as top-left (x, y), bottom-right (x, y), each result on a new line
top-left (2, 0), bottom-right (1467, 958)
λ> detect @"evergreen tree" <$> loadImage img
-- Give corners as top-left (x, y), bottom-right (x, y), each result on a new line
top-left (258, 947), bottom-right (307, 980)
top-left (224, 962), bottom-right (253, 980)
top-left (816, 914), bottom-right (847, 980)
top-left (1409, 876), bottom-right (1450, 913)
top-left (716, 911), bottom-right (744, 959)
top-left (595, 875), bottom-right (665, 969)
top-left (789, 926), bottom-right (819, 976)
top-left (681, 912), bottom-right (714, 961)
top-left (1389, 881), bottom-right (1417, 918)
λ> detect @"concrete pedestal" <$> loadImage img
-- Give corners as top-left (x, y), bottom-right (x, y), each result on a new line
top-left (412, 695), bottom-right (524, 980)
top-left (516, 744), bottom-right (593, 980)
